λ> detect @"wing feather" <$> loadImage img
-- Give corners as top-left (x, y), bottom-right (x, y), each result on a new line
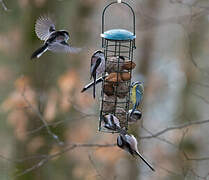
top-left (48, 42), bottom-right (81, 53)
top-left (35, 15), bottom-right (56, 41)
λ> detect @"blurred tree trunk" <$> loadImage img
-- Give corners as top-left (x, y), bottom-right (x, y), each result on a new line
top-left (127, 1), bottom-right (161, 180)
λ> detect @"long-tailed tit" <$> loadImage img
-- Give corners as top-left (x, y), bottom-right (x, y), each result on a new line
top-left (90, 50), bottom-right (105, 98)
top-left (117, 133), bottom-right (155, 171)
top-left (31, 15), bottom-right (81, 59)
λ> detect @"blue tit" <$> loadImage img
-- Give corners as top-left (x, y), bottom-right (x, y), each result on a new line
top-left (90, 50), bottom-right (105, 98)
top-left (117, 133), bottom-right (155, 171)
top-left (81, 73), bottom-right (108, 93)
top-left (130, 81), bottom-right (144, 116)
top-left (31, 15), bottom-right (81, 59)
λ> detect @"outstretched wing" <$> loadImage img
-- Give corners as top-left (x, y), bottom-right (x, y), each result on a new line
top-left (48, 41), bottom-right (82, 53)
top-left (35, 15), bottom-right (56, 41)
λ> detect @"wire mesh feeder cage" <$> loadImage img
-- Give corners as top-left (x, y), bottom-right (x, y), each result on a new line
top-left (99, 1), bottom-right (136, 133)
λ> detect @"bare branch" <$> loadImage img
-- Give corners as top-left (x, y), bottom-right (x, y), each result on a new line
top-left (21, 91), bottom-right (64, 146)
top-left (140, 119), bottom-right (209, 139)
top-left (0, 0), bottom-right (9, 11)
top-left (183, 151), bottom-right (209, 162)
top-left (191, 91), bottom-right (209, 105)
top-left (25, 113), bottom-right (96, 136)
top-left (88, 154), bottom-right (105, 180)
top-left (141, 126), bottom-right (178, 147)
top-left (15, 143), bottom-right (116, 177)
top-left (191, 81), bottom-right (209, 88)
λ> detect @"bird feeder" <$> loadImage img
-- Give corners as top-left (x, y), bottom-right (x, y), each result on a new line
top-left (99, 1), bottom-right (136, 133)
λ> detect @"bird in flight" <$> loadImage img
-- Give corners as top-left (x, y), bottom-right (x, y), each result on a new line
top-left (31, 15), bottom-right (81, 59)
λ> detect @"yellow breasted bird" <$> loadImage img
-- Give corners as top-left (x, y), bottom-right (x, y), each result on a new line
top-left (130, 81), bottom-right (144, 116)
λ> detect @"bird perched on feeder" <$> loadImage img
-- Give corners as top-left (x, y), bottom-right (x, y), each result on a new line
top-left (31, 15), bottom-right (81, 59)
top-left (130, 81), bottom-right (144, 116)
top-left (90, 50), bottom-right (105, 98)
top-left (117, 133), bottom-right (155, 171)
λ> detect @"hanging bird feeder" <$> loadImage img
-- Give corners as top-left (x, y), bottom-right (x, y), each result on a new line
top-left (99, 1), bottom-right (136, 133)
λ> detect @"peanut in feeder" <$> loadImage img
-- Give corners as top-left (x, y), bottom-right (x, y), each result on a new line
top-left (99, 1), bottom-right (136, 133)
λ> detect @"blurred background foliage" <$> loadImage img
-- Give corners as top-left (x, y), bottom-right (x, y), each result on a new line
top-left (1, 0), bottom-right (209, 180)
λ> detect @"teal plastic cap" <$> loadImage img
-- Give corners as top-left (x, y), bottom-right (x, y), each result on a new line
top-left (101, 29), bottom-right (136, 41)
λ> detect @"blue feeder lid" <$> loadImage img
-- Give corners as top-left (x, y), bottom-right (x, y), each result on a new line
top-left (101, 29), bottom-right (136, 41)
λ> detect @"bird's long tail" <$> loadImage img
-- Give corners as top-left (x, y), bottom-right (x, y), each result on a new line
top-left (93, 75), bottom-right (96, 99)
top-left (31, 43), bottom-right (48, 59)
top-left (130, 104), bottom-right (137, 117)
top-left (81, 76), bottom-right (104, 93)
top-left (136, 152), bottom-right (155, 172)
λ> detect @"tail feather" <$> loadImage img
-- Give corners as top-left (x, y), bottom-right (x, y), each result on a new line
top-left (93, 76), bottom-right (96, 98)
top-left (31, 43), bottom-right (48, 59)
top-left (81, 76), bottom-right (104, 93)
top-left (136, 152), bottom-right (155, 172)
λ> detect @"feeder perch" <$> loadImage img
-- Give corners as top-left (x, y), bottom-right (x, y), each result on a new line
top-left (99, 1), bottom-right (136, 133)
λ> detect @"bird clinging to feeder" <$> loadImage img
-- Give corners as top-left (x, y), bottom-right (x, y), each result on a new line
top-left (130, 81), bottom-right (144, 117)
top-left (90, 50), bottom-right (105, 98)
top-left (117, 133), bottom-right (155, 171)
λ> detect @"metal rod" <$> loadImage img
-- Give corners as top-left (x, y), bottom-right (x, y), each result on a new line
top-left (101, 1), bottom-right (136, 44)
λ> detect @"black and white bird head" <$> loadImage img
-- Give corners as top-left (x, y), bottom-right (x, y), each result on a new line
top-left (92, 50), bottom-right (104, 58)
top-left (31, 15), bottom-right (81, 59)
top-left (128, 109), bottom-right (142, 123)
top-left (90, 50), bottom-right (105, 72)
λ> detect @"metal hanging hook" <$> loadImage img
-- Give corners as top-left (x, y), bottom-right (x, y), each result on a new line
top-left (117, 0), bottom-right (122, 3)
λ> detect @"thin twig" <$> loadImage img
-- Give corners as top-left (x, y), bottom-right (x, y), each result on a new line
top-left (191, 91), bottom-right (209, 105)
top-left (140, 119), bottom-right (209, 139)
top-left (15, 143), bottom-right (116, 177)
top-left (141, 126), bottom-right (177, 147)
top-left (25, 114), bottom-right (95, 136)
top-left (88, 154), bottom-right (105, 180)
top-left (21, 91), bottom-right (64, 146)
top-left (0, 0), bottom-right (9, 11)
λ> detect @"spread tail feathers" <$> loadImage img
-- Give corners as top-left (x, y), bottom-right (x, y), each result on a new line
top-left (31, 43), bottom-right (48, 59)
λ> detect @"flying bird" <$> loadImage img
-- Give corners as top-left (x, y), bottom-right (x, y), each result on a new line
top-left (90, 50), bottom-right (105, 98)
top-left (117, 133), bottom-right (155, 171)
top-left (31, 15), bottom-right (81, 59)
